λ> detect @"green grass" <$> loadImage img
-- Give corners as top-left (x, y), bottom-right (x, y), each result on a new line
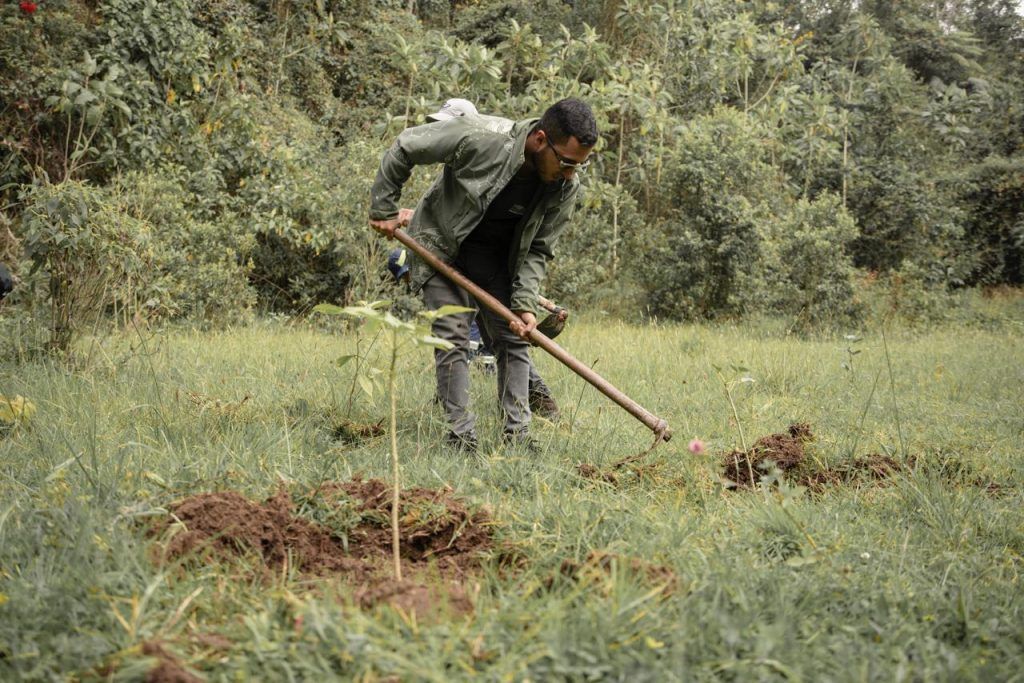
top-left (1, 312), bottom-right (1022, 681)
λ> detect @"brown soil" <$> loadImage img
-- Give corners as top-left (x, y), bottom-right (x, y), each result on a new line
top-left (718, 427), bottom-right (1012, 496)
top-left (576, 462), bottom-right (618, 484)
top-left (722, 423), bottom-right (813, 488)
top-left (141, 641), bottom-right (200, 683)
top-left (353, 577), bottom-right (475, 617)
top-left (150, 478), bottom-right (494, 613)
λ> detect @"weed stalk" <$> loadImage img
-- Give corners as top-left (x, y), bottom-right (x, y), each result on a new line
top-left (881, 327), bottom-right (907, 457)
top-left (388, 327), bottom-right (402, 581)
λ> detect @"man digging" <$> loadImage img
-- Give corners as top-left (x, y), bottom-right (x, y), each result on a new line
top-left (368, 98), bottom-right (597, 453)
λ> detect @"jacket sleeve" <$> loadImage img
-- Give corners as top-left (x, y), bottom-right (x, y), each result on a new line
top-left (510, 182), bottom-right (579, 315)
top-left (368, 121), bottom-right (466, 221)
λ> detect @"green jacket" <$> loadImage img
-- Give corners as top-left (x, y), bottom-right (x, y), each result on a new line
top-left (369, 114), bottom-right (579, 315)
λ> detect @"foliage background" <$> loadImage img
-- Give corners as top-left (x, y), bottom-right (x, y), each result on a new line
top-left (1, 0), bottom-right (1023, 340)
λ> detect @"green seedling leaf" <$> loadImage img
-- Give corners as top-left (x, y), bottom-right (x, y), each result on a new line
top-left (313, 303), bottom-right (346, 315)
top-left (357, 374), bottom-right (374, 398)
top-left (335, 354), bottom-right (356, 367)
top-left (361, 317), bottom-right (384, 335)
top-left (416, 334), bottom-right (455, 350)
top-left (419, 305), bottom-right (475, 321)
top-left (381, 311), bottom-right (415, 331)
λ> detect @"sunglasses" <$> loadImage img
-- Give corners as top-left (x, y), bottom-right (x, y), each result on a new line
top-left (545, 137), bottom-right (591, 172)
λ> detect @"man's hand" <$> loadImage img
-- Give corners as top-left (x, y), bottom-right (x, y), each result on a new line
top-left (369, 217), bottom-right (401, 238)
top-left (538, 295), bottom-right (568, 322)
top-left (369, 208), bottom-right (414, 238)
top-left (509, 311), bottom-right (537, 340)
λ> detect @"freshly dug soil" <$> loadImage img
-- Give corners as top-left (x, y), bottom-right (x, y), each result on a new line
top-left (722, 423), bottom-right (813, 488)
top-left (150, 478), bottom-right (495, 609)
top-left (320, 478), bottom-right (494, 571)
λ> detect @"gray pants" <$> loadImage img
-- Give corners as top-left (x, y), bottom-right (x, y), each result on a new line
top-left (528, 364), bottom-right (552, 399)
top-left (475, 312), bottom-right (551, 399)
top-left (422, 274), bottom-right (532, 437)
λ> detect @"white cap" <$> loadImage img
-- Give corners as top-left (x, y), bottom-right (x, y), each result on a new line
top-left (426, 98), bottom-right (478, 121)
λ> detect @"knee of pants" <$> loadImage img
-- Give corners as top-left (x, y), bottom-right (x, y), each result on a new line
top-left (432, 313), bottom-right (472, 345)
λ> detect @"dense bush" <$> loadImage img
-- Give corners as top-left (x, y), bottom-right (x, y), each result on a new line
top-left (1, 0), bottom-right (1022, 341)
top-left (641, 109), bottom-right (784, 320)
top-left (762, 194), bottom-right (861, 327)
top-left (118, 170), bottom-right (256, 322)
top-left (956, 156), bottom-right (1024, 286)
top-left (20, 180), bottom-right (145, 351)
top-left (639, 111), bottom-right (861, 326)
top-left (545, 178), bottom-right (649, 312)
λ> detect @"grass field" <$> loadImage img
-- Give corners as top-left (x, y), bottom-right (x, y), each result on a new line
top-left (1, 309), bottom-right (1022, 681)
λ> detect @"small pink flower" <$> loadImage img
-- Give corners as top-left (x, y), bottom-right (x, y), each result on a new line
top-left (688, 438), bottom-right (705, 454)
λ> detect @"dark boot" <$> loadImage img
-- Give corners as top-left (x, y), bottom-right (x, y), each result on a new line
top-left (502, 428), bottom-right (540, 454)
top-left (445, 429), bottom-right (479, 455)
top-left (529, 392), bottom-right (560, 421)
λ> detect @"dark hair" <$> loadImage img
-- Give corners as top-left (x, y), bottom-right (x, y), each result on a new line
top-left (539, 98), bottom-right (598, 147)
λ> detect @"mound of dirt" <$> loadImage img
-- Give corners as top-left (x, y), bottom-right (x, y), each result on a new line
top-left (722, 423), bottom-right (813, 488)
top-left (150, 478), bottom-right (495, 599)
top-left (321, 479), bottom-right (494, 571)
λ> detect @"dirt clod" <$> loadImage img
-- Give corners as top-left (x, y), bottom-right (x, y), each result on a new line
top-left (722, 423), bottom-right (813, 488)
top-left (576, 463), bottom-right (618, 484)
top-left (150, 479), bottom-right (495, 612)
top-left (142, 641), bottom-right (200, 683)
